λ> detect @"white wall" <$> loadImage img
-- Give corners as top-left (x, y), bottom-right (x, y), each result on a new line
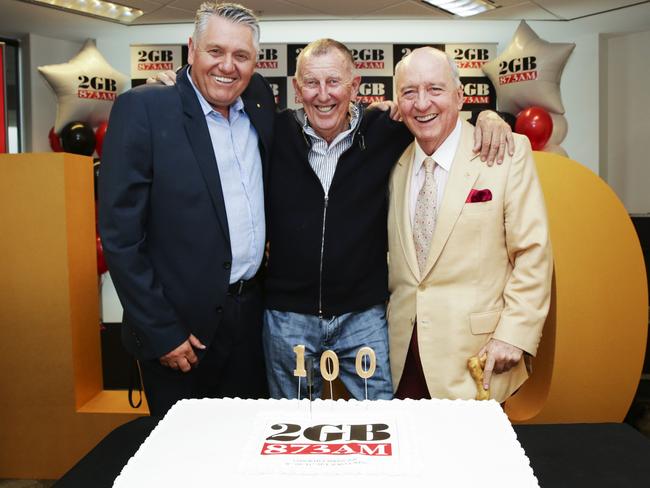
top-left (604, 29), bottom-right (650, 214)
top-left (23, 34), bottom-right (83, 151)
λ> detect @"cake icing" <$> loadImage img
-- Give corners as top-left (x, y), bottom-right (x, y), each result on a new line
top-left (113, 398), bottom-right (538, 487)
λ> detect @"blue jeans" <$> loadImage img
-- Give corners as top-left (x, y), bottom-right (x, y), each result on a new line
top-left (263, 304), bottom-right (393, 401)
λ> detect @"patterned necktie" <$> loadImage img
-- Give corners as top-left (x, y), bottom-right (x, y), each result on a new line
top-left (413, 157), bottom-right (437, 275)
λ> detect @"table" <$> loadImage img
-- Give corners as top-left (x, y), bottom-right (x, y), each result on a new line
top-left (54, 418), bottom-right (650, 487)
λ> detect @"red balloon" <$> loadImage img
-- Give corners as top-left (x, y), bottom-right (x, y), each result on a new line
top-left (96, 234), bottom-right (108, 275)
top-left (48, 127), bottom-right (63, 152)
top-left (514, 107), bottom-right (553, 150)
top-left (95, 121), bottom-right (109, 158)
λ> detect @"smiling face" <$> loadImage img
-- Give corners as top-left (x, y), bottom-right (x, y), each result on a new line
top-left (395, 48), bottom-right (464, 155)
top-left (187, 15), bottom-right (257, 118)
top-left (293, 48), bottom-right (361, 143)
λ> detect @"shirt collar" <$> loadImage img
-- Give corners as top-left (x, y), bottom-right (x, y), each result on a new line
top-left (188, 67), bottom-right (245, 117)
top-left (413, 117), bottom-right (462, 174)
top-left (300, 103), bottom-right (361, 143)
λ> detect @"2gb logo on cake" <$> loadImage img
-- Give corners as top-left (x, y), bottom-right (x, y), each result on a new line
top-left (261, 422), bottom-right (393, 456)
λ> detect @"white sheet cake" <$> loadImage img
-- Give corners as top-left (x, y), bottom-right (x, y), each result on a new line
top-left (113, 398), bottom-right (538, 487)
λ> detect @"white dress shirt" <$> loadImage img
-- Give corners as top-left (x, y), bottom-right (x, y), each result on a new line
top-left (409, 118), bottom-right (463, 227)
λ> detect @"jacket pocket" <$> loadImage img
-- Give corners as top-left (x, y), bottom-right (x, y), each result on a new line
top-left (469, 310), bottom-right (502, 335)
top-left (461, 200), bottom-right (495, 215)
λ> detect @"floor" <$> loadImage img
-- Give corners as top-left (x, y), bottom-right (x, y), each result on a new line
top-left (625, 376), bottom-right (650, 437)
top-left (0, 482), bottom-right (55, 488)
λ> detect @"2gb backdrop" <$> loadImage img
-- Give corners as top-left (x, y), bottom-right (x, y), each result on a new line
top-left (130, 42), bottom-right (498, 118)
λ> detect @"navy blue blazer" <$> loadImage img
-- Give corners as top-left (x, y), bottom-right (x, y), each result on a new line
top-left (98, 66), bottom-right (275, 360)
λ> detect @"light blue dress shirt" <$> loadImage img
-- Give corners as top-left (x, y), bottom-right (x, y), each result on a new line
top-left (189, 70), bottom-right (265, 283)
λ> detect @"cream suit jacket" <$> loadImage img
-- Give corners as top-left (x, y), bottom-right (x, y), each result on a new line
top-left (387, 120), bottom-right (552, 402)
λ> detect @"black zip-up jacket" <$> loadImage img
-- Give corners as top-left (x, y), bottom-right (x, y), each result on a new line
top-left (265, 106), bottom-right (412, 316)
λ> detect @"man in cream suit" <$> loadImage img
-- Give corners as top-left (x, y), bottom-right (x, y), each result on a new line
top-left (387, 47), bottom-right (552, 402)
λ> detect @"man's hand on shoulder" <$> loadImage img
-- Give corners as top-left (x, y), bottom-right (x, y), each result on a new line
top-left (473, 110), bottom-right (515, 166)
top-left (367, 100), bottom-right (402, 121)
top-left (146, 70), bottom-right (178, 86)
top-left (159, 334), bottom-right (206, 373)
top-left (476, 338), bottom-right (523, 390)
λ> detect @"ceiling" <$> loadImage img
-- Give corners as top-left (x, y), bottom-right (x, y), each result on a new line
top-left (19, 0), bottom-right (650, 24)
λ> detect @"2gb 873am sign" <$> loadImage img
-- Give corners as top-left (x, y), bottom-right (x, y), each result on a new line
top-left (261, 422), bottom-right (392, 456)
top-left (245, 415), bottom-right (406, 475)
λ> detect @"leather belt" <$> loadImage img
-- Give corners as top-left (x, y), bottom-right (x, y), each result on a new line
top-left (228, 276), bottom-right (258, 296)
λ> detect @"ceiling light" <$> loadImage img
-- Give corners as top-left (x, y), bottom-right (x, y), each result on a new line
top-left (21, 0), bottom-right (143, 24)
top-left (421, 0), bottom-right (497, 18)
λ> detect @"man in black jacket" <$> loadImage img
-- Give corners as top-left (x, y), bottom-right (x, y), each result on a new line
top-left (99, 2), bottom-right (274, 416)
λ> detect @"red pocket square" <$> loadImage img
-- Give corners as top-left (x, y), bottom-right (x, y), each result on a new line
top-left (466, 189), bottom-right (492, 203)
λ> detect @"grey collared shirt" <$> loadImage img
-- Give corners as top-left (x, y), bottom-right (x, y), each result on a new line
top-left (301, 103), bottom-right (361, 196)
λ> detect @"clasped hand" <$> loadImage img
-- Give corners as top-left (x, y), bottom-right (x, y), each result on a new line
top-left (159, 334), bottom-right (206, 373)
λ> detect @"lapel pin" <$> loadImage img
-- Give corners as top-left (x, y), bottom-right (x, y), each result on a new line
top-left (256, 103), bottom-right (261, 108)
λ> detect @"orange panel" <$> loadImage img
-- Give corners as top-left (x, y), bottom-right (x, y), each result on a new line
top-left (506, 152), bottom-right (648, 423)
top-left (0, 153), bottom-right (145, 479)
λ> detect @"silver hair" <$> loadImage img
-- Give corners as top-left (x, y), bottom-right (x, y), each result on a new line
top-left (395, 47), bottom-right (461, 89)
top-left (193, 2), bottom-right (260, 50)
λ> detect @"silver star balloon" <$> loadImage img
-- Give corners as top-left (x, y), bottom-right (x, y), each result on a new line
top-left (482, 21), bottom-right (575, 116)
top-left (548, 113), bottom-right (568, 146)
top-left (38, 39), bottom-right (128, 133)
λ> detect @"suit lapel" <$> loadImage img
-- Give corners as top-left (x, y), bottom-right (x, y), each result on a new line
top-left (421, 121), bottom-right (480, 279)
top-left (393, 143), bottom-right (421, 281)
top-left (177, 67), bottom-right (230, 243)
top-left (242, 74), bottom-right (273, 182)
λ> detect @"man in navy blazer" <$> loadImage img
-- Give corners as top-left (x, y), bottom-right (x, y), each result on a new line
top-left (99, 2), bottom-right (275, 416)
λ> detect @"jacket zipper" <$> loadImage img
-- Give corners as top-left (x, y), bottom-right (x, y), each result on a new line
top-left (295, 105), bottom-right (366, 317)
top-left (318, 194), bottom-right (329, 317)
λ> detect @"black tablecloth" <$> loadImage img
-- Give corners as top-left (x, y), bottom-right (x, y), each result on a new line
top-left (515, 423), bottom-right (650, 487)
top-left (54, 418), bottom-right (650, 487)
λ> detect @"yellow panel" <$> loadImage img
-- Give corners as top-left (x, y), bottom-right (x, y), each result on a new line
top-left (0, 153), bottom-right (144, 479)
top-left (506, 152), bottom-right (648, 423)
